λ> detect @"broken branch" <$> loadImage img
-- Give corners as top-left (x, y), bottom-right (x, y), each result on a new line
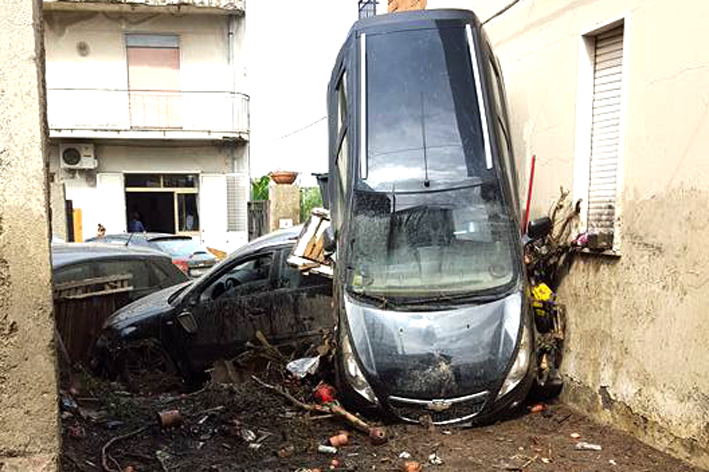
top-left (101, 426), bottom-right (149, 472)
top-left (251, 375), bottom-right (383, 441)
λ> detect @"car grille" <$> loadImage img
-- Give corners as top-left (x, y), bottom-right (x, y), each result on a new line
top-left (388, 391), bottom-right (489, 425)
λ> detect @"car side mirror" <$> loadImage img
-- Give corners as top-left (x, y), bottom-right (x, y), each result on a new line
top-left (527, 216), bottom-right (553, 240)
top-left (322, 226), bottom-right (336, 255)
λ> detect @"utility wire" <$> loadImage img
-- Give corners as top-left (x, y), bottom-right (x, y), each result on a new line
top-left (278, 116), bottom-right (327, 140)
top-left (483, 0), bottom-right (525, 25)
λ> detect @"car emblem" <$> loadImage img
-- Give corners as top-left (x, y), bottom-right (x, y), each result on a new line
top-left (427, 400), bottom-right (452, 412)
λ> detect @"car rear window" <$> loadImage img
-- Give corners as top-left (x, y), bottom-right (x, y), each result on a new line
top-left (54, 263), bottom-right (92, 285)
top-left (95, 259), bottom-right (151, 290)
top-left (152, 238), bottom-right (208, 258)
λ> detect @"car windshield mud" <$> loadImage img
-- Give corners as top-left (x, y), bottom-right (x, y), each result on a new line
top-left (346, 183), bottom-right (517, 300)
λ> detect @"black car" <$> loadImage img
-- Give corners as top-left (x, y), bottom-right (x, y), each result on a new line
top-left (93, 227), bottom-right (333, 385)
top-left (85, 233), bottom-right (217, 279)
top-left (52, 242), bottom-right (189, 302)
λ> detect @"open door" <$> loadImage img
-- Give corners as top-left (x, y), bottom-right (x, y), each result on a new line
top-left (97, 173), bottom-right (126, 233)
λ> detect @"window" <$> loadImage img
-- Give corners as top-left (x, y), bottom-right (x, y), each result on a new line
top-left (279, 248), bottom-right (328, 289)
top-left (487, 56), bottom-right (519, 210)
top-left (208, 253), bottom-right (273, 300)
top-left (126, 34), bottom-right (181, 129)
top-left (226, 174), bottom-right (248, 232)
top-left (96, 259), bottom-right (151, 291)
top-left (364, 27), bottom-right (486, 191)
top-left (334, 71), bottom-right (349, 231)
top-left (54, 264), bottom-right (92, 285)
top-left (575, 22), bottom-right (625, 252)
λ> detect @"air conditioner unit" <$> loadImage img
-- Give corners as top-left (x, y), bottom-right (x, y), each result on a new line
top-left (60, 143), bottom-right (97, 170)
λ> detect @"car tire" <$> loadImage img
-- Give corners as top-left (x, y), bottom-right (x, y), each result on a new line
top-left (119, 339), bottom-right (180, 393)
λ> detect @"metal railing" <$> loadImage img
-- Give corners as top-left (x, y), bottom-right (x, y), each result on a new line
top-left (47, 88), bottom-right (250, 135)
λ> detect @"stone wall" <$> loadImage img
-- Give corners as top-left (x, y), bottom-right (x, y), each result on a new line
top-left (0, 0), bottom-right (60, 470)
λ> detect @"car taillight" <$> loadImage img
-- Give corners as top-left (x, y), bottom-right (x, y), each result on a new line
top-left (172, 259), bottom-right (189, 274)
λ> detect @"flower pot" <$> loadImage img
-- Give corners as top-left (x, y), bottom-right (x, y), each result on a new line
top-left (270, 171), bottom-right (298, 185)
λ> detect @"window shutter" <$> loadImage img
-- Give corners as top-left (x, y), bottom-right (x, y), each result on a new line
top-left (226, 173), bottom-right (248, 232)
top-left (588, 26), bottom-right (623, 237)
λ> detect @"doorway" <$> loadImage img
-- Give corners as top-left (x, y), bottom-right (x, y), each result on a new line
top-left (124, 173), bottom-right (200, 235)
top-left (125, 192), bottom-right (175, 233)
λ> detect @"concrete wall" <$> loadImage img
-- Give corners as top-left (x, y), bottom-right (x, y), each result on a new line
top-left (427, 0), bottom-right (709, 467)
top-left (0, 0), bottom-right (61, 470)
top-left (268, 183), bottom-right (301, 232)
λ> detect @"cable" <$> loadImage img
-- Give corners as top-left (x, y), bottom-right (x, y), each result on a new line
top-left (278, 116), bottom-right (327, 140)
top-left (483, 0), bottom-right (525, 25)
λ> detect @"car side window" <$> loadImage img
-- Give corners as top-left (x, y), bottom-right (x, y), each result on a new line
top-left (150, 259), bottom-right (189, 286)
top-left (278, 248), bottom-right (328, 289)
top-left (54, 263), bottom-right (93, 285)
top-left (207, 253), bottom-right (273, 300)
top-left (96, 259), bottom-right (151, 290)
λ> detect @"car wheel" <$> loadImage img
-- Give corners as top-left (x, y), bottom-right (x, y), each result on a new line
top-left (119, 339), bottom-right (180, 393)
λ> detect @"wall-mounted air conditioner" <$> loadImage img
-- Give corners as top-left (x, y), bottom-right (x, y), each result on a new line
top-left (60, 143), bottom-right (97, 170)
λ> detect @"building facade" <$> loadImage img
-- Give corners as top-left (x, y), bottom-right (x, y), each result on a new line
top-left (44, 0), bottom-right (250, 252)
top-left (408, 0), bottom-right (709, 467)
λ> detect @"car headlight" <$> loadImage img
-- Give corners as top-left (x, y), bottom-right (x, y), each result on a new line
top-left (340, 329), bottom-right (378, 405)
top-left (496, 319), bottom-right (532, 400)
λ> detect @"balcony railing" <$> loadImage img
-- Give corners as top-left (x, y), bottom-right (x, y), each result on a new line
top-left (47, 88), bottom-right (250, 138)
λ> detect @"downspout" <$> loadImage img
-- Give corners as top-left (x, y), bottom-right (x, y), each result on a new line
top-left (228, 14), bottom-right (239, 173)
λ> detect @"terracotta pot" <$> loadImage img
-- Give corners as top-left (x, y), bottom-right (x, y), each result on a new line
top-left (270, 171), bottom-right (298, 185)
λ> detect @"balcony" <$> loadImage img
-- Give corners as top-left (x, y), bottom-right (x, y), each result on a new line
top-left (47, 88), bottom-right (249, 141)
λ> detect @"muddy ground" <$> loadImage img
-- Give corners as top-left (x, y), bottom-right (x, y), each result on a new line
top-left (60, 372), bottom-right (701, 472)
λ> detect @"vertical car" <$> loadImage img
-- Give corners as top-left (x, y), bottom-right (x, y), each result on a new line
top-left (325, 9), bottom-right (533, 425)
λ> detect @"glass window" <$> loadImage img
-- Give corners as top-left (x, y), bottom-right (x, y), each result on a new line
top-left (279, 249), bottom-right (328, 288)
top-left (337, 72), bottom-right (348, 136)
top-left (164, 174), bottom-right (196, 188)
top-left (177, 194), bottom-right (200, 231)
top-left (208, 253), bottom-right (273, 300)
top-left (125, 174), bottom-right (161, 188)
top-left (151, 259), bottom-right (189, 286)
top-left (96, 259), bottom-right (151, 290)
top-left (152, 237), bottom-right (207, 258)
top-left (54, 264), bottom-right (93, 285)
top-left (365, 27), bottom-right (486, 191)
top-left (487, 58), bottom-right (519, 208)
top-left (347, 184), bottom-right (516, 299)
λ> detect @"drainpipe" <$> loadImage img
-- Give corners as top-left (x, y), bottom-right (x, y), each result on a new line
top-left (228, 14), bottom-right (242, 174)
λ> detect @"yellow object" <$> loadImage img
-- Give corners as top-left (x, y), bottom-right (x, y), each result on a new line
top-left (531, 283), bottom-right (553, 301)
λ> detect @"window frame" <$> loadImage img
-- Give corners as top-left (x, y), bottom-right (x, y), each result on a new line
top-left (573, 16), bottom-right (629, 256)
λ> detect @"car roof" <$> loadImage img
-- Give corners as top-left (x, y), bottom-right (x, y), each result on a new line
top-left (88, 232), bottom-right (192, 242)
top-left (51, 242), bottom-right (169, 268)
top-left (226, 226), bottom-right (302, 262)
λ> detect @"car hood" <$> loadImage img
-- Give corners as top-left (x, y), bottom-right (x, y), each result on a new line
top-left (105, 281), bottom-right (191, 330)
top-left (344, 292), bottom-right (522, 399)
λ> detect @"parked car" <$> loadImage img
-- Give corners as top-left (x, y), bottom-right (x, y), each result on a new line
top-left (52, 242), bottom-right (189, 302)
top-left (92, 227), bottom-right (334, 386)
top-left (85, 233), bottom-right (217, 279)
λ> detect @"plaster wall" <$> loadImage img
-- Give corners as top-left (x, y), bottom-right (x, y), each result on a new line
top-left (267, 183), bottom-right (301, 232)
top-left (427, 0), bottom-right (709, 467)
top-left (0, 0), bottom-right (60, 470)
top-left (43, 9), bottom-right (247, 131)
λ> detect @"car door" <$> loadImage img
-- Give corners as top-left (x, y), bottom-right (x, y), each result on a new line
top-left (269, 247), bottom-right (334, 346)
top-left (175, 250), bottom-right (277, 372)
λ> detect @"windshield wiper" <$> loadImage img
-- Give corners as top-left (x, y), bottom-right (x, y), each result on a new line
top-left (403, 290), bottom-right (506, 306)
top-left (350, 290), bottom-right (392, 308)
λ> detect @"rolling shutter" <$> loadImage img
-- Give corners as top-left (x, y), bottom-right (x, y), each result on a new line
top-left (226, 173), bottom-right (248, 232)
top-left (588, 25), bottom-right (623, 237)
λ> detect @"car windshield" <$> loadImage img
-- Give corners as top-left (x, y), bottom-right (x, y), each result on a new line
top-left (152, 238), bottom-right (208, 258)
top-left (346, 183), bottom-right (518, 300)
top-left (365, 26), bottom-right (487, 191)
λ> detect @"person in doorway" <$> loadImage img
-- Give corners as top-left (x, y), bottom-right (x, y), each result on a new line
top-left (128, 213), bottom-right (146, 233)
top-left (96, 224), bottom-right (106, 238)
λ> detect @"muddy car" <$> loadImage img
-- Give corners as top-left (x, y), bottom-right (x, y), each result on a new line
top-left (323, 10), bottom-right (534, 425)
top-left (92, 227), bottom-right (333, 385)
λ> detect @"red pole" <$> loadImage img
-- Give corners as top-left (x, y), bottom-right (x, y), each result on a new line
top-left (522, 154), bottom-right (536, 235)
